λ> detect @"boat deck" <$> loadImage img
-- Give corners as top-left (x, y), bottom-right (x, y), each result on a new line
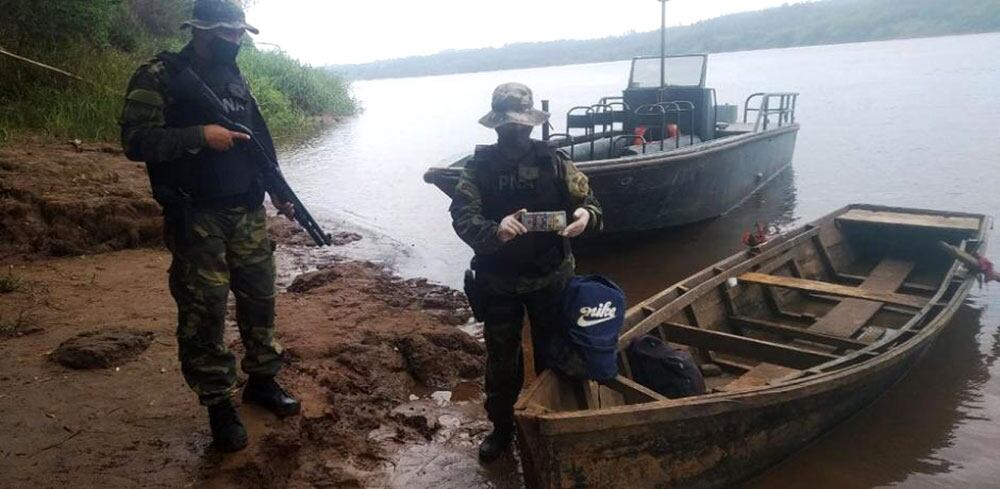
top-left (714, 122), bottom-right (758, 136)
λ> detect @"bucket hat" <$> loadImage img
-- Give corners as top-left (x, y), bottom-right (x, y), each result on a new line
top-left (181, 0), bottom-right (259, 34)
top-left (478, 82), bottom-right (550, 128)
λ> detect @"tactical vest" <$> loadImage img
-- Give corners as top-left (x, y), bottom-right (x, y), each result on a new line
top-left (149, 50), bottom-right (263, 209)
top-left (472, 140), bottom-right (574, 277)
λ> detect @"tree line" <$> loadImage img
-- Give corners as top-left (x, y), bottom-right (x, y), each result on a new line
top-left (0, 0), bottom-right (355, 144)
top-left (331, 0), bottom-right (1000, 80)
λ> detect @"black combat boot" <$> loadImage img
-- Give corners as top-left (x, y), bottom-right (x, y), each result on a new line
top-left (242, 375), bottom-right (301, 418)
top-left (478, 424), bottom-right (514, 463)
top-left (208, 400), bottom-right (248, 453)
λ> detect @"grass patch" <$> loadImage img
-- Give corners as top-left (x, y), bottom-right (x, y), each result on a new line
top-left (0, 309), bottom-right (38, 338)
top-left (0, 270), bottom-right (24, 294)
top-left (0, 48), bottom-right (136, 142)
top-left (240, 47), bottom-right (358, 141)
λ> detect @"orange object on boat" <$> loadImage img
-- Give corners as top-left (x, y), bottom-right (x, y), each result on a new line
top-left (633, 126), bottom-right (647, 145)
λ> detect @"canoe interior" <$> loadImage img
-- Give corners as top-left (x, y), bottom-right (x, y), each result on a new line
top-left (519, 204), bottom-right (988, 414)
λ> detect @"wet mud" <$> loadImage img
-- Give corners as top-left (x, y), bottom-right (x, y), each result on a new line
top-left (0, 137), bottom-right (498, 489)
top-left (51, 328), bottom-right (154, 369)
top-left (0, 243), bottom-right (496, 488)
top-left (0, 137), bottom-right (162, 258)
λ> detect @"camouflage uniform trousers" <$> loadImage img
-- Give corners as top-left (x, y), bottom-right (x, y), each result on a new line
top-left (166, 205), bottom-right (283, 406)
top-left (478, 257), bottom-right (574, 427)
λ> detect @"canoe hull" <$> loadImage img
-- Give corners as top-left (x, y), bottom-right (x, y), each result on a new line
top-left (516, 326), bottom-right (948, 489)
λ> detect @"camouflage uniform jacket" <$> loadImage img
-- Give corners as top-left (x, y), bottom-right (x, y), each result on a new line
top-left (450, 144), bottom-right (603, 294)
top-left (119, 43), bottom-right (278, 202)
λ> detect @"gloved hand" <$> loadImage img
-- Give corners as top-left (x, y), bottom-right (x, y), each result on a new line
top-left (498, 209), bottom-right (528, 243)
top-left (560, 208), bottom-right (590, 238)
top-left (269, 194), bottom-right (296, 221)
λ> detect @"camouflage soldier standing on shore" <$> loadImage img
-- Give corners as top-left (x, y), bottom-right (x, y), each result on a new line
top-left (451, 83), bottom-right (603, 462)
top-left (119, 0), bottom-right (300, 452)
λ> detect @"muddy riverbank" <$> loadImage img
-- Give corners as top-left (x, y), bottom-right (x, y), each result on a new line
top-left (0, 138), bottom-right (502, 488)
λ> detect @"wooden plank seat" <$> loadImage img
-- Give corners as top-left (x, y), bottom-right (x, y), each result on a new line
top-left (579, 376), bottom-right (669, 409)
top-left (738, 270), bottom-right (926, 309)
top-left (805, 258), bottom-right (916, 337)
top-left (717, 363), bottom-right (799, 392)
top-left (721, 259), bottom-right (916, 391)
top-left (605, 376), bottom-right (669, 404)
top-left (836, 209), bottom-right (981, 233)
top-left (658, 322), bottom-right (837, 369)
top-left (837, 272), bottom-right (940, 293)
top-left (729, 316), bottom-right (868, 350)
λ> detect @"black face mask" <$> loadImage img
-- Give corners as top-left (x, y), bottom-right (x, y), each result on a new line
top-left (496, 124), bottom-right (533, 150)
top-left (208, 36), bottom-right (241, 65)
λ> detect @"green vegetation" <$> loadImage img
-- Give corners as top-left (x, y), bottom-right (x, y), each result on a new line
top-left (0, 268), bottom-right (36, 338)
top-left (240, 47), bottom-right (356, 139)
top-left (0, 0), bottom-right (356, 145)
top-left (0, 269), bottom-right (23, 294)
top-left (333, 0), bottom-right (1000, 80)
top-left (0, 308), bottom-right (37, 338)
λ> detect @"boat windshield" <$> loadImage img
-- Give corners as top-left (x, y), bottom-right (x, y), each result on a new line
top-left (630, 55), bottom-right (706, 88)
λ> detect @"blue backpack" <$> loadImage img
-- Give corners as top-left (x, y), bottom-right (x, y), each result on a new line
top-left (547, 275), bottom-right (626, 382)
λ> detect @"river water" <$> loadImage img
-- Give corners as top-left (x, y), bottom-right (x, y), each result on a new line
top-left (279, 33), bottom-right (1000, 488)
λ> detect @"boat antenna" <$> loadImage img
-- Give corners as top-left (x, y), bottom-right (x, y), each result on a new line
top-left (660, 0), bottom-right (669, 89)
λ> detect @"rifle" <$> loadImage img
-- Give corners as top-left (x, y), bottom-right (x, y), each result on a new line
top-left (170, 67), bottom-right (332, 247)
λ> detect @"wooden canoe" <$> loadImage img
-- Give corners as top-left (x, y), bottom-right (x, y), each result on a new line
top-left (513, 204), bottom-right (991, 489)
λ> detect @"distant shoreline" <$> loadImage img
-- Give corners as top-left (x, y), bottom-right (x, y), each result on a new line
top-left (337, 31), bottom-right (1000, 82)
top-left (330, 0), bottom-right (1000, 81)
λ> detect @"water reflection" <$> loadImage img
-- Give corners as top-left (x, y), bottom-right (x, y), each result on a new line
top-left (577, 167), bottom-right (797, 301)
top-left (741, 304), bottom-right (987, 489)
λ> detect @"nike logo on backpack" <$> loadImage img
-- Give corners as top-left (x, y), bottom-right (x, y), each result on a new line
top-left (577, 315), bottom-right (617, 327)
top-left (577, 301), bottom-right (617, 328)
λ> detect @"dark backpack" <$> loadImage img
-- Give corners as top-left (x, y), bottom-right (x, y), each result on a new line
top-left (627, 335), bottom-right (706, 399)
top-left (547, 275), bottom-right (626, 382)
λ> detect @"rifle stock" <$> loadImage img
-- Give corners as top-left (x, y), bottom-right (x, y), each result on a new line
top-left (173, 68), bottom-right (332, 247)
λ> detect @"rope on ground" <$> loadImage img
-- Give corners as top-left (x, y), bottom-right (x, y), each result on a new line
top-left (0, 45), bottom-right (115, 94)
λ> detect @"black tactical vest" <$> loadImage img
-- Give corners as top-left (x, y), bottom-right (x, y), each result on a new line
top-left (472, 140), bottom-right (574, 277)
top-left (151, 48), bottom-right (263, 208)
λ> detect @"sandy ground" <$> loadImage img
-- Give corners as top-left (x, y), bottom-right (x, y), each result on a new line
top-left (0, 138), bottom-right (514, 488)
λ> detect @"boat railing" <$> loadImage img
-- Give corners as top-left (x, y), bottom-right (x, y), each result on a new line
top-left (565, 105), bottom-right (598, 160)
top-left (600, 95), bottom-right (625, 106)
top-left (744, 92), bottom-right (799, 132)
top-left (589, 104), bottom-right (616, 135)
top-left (546, 133), bottom-right (573, 144)
top-left (634, 102), bottom-right (695, 151)
top-left (545, 132), bottom-right (578, 159)
top-left (566, 106), bottom-right (595, 133)
top-left (660, 101), bottom-right (696, 147)
top-left (562, 103), bottom-right (631, 160)
top-left (633, 104), bottom-right (667, 151)
top-left (612, 134), bottom-right (648, 156)
top-left (594, 102), bottom-right (630, 127)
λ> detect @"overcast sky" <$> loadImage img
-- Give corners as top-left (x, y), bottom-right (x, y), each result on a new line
top-left (246, 0), bottom-right (815, 66)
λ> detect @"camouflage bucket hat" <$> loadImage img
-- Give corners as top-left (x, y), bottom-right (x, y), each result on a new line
top-left (181, 0), bottom-right (259, 34)
top-left (478, 82), bottom-right (550, 129)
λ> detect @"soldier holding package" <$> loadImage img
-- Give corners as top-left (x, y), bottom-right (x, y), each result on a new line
top-left (450, 82), bottom-right (603, 462)
top-left (119, 0), bottom-right (299, 453)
